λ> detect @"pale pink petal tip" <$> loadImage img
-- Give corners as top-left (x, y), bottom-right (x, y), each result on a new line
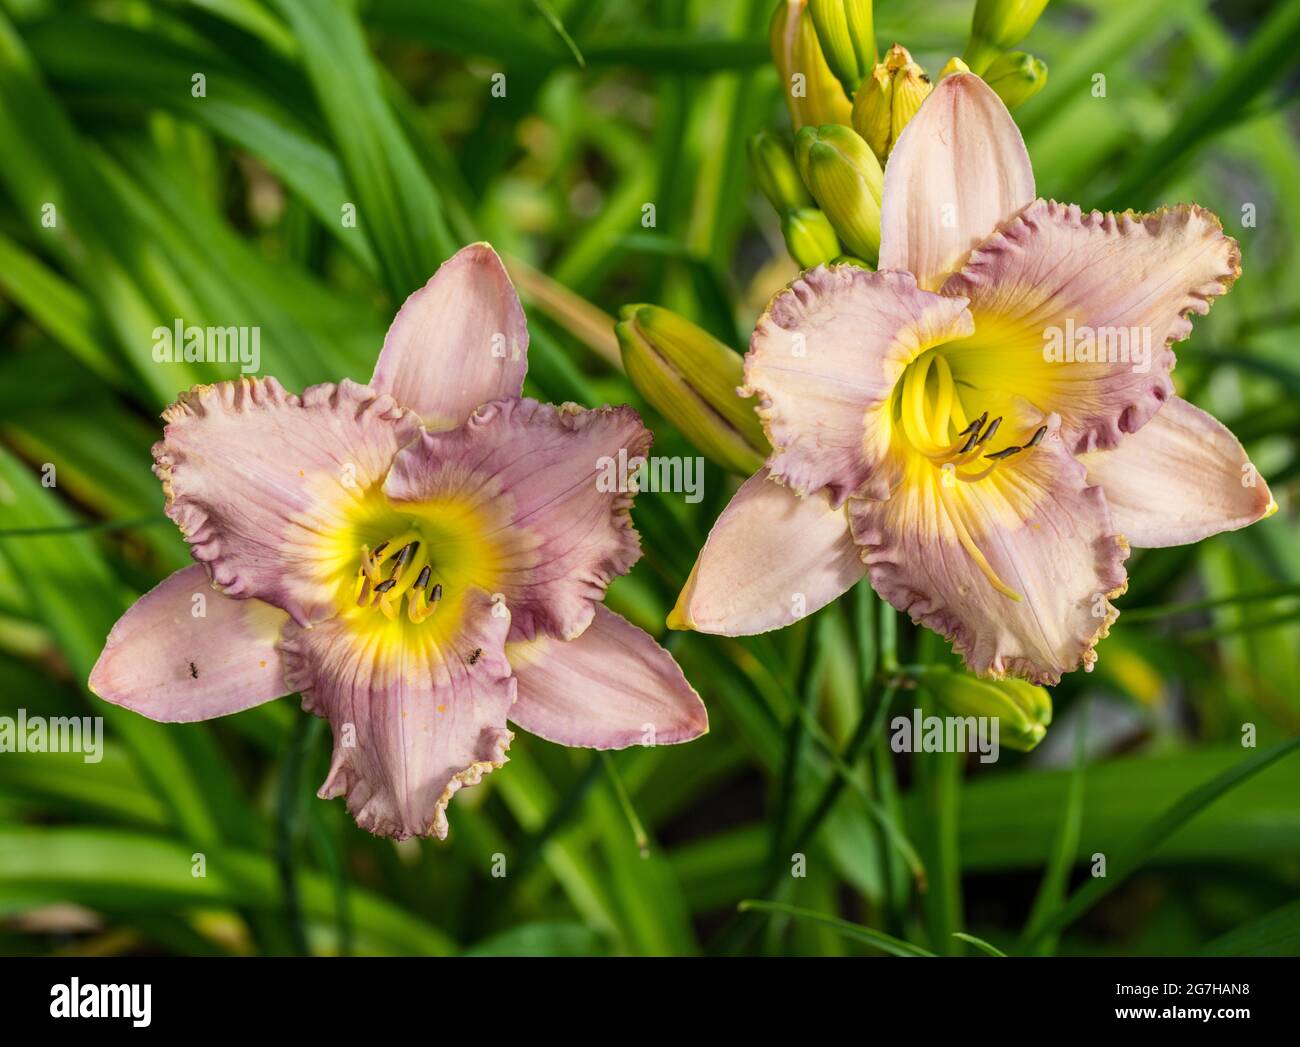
top-left (509, 605), bottom-right (707, 749)
top-left (879, 72), bottom-right (1035, 290)
top-left (371, 242), bottom-right (529, 429)
top-left (1082, 396), bottom-right (1274, 548)
top-left (90, 564), bottom-right (291, 722)
top-left (671, 469), bottom-right (866, 636)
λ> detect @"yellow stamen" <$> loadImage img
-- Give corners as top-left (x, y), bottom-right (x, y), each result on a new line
top-left (931, 352), bottom-right (955, 438)
top-left (901, 353), bottom-right (961, 459)
top-left (939, 484), bottom-right (1023, 602)
top-left (407, 576), bottom-right (441, 624)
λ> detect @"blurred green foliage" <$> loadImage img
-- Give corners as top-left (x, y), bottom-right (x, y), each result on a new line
top-left (0, 0), bottom-right (1297, 957)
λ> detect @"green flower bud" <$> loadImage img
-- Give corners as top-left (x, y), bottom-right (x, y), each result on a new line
top-left (770, 0), bottom-right (853, 130)
top-left (982, 51), bottom-right (1048, 109)
top-left (850, 43), bottom-right (933, 162)
top-left (794, 123), bottom-right (883, 264)
top-left (964, 0), bottom-right (1051, 74)
top-left (749, 132), bottom-right (813, 214)
top-left (919, 668), bottom-right (1053, 752)
top-left (781, 207), bottom-right (841, 269)
top-left (808, 0), bottom-right (877, 97)
top-left (616, 305), bottom-right (770, 476)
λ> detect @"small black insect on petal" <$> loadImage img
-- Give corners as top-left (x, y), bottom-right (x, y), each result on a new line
top-left (468, 648), bottom-right (482, 666)
top-left (189, 661), bottom-right (199, 679)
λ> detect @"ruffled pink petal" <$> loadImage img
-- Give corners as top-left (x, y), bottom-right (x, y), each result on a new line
top-left (90, 565), bottom-right (290, 722)
top-left (669, 469), bottom-right (866, 636)
top-left (879, 72), bottom-right (1035, 291)
top-left (384, 397), bottom-right (650, 643)
top-left (848, 419), bottom-right (1130, 684)
top-left (153, 377), bottom-right (420, 627)
top-left (371, 242), bottom-right (529, 429)
top-left (508, 605), bottom-right (707, 749)
top-left (1080, 396), bottom-right (1275, 548)
top-left (744, 266), bottom-right (974, 507)
top-left (942, 200), bottom-right (1241, 454)
top-left (280, 589), bottom-right (515, 841)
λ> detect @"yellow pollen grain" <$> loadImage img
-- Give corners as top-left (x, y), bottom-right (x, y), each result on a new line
top-left (437, 704), bottom-right (446, 714)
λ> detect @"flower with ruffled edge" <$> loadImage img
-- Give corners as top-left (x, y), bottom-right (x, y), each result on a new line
top-left (91, 243), bottom-right (707, 840)
top-left (670, 73), bottom-right (1275, 685)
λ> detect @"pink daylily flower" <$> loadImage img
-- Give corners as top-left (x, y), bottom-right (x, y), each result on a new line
top-left (670, 73), bottom-right (1275, 684)
top-left (91, 243), bottom-right (707, 840)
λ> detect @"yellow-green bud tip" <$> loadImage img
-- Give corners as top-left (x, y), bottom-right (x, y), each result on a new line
top-left (851, 42), bottom-right (933, 162)
top-left (918, 669), bottom-right (1053, 752)
top-left (965, 0), bottom-right (1051, 74)
top-left (781, 207), bottom-right (841, 269)
top-left (982, 50), bottom-right (1048, 109)
top-left (615, 305), bottom-right (770, 476)
top-left (770, 0), bottom-right (853, 130)
top-left (749, 131), bottom-right (813, 215)
top-left (808, 0), bottom-right (878, 97)
top-left (795, 123), bottom-right (884, 264)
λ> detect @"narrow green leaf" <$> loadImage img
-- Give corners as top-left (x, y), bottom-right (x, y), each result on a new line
top-left (0, 231), bottom-right (118, 382)
top-left (268, 0), bottom-right (457, 300)
top-left (463, 922), bottom-right (608, 956)
top-left (0, 825), bottom-right (454, 956)
top-left (1024, 733), bottom-right (1300, 948)
top-left (530, 0), bottom-right (585, 68)
top-left (1120, 584), bottom-right (1300, 623)
top-left (738, 899), bottom-right (935, 957)
top-left (1199, 899), bottom-right (1300, 957)
top-left (25, 16), bottom-right (378, 275)
top-left (953, 932), bottom-right (1006, 957)
top-left (1020, 702), bottom-right (1089, 955)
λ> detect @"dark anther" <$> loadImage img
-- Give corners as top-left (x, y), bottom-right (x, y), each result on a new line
top-left (977, 415), bottom-right (1002, 446)
top-left (431, 583), bottom-right (443, 602)
top-left (372, 542), bottom-right (389, 559)
top-left (1026, 425), bottom-right (1048, 448)
top-left (414, 565), bottom-right (431, 590)
top-left (373, 578), bottom-right (397, 594)
top-left (985, 445), bottom-right (1023, 461)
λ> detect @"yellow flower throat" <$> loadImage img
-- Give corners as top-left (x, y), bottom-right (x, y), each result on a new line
top-left (890, 348), bottom-right (1048, 603)
top-left (323, 491), bottom-right (507, 645)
